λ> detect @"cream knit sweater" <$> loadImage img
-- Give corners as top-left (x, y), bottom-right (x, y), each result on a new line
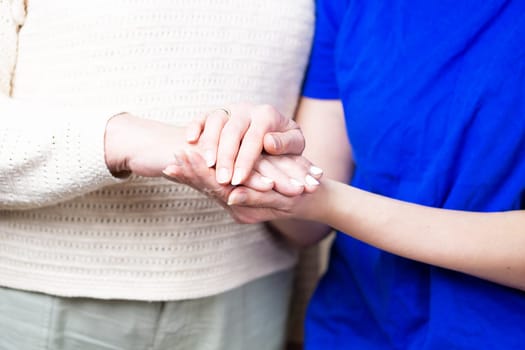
top-left (0, 0), bottom-right (313, 300)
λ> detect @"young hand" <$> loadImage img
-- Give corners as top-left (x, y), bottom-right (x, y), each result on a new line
top-left (162, 149), bottom-right (322, 220)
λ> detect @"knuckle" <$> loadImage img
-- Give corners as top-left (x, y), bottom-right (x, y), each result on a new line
top-left (223, 120), bottom-right (244, 135)
top-left (254, 104), bottom-right (279, 123)
top-left (208, 110), bottom-right (227, 123)
top-left (244, 127), bottom-right (264, 142)
top-left (257, 104), bottom-right (277, 115)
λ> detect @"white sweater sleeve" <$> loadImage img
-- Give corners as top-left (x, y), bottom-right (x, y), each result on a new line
top-left (0, 97), bottom-right (124, 210)
top-left (0, 3), bottom-right (122, 210)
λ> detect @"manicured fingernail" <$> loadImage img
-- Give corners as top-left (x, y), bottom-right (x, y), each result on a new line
top-left (231, 168), bottom-right (245, 185)
top-left (228, 192), bottom-right (247, 206)
top-left (162, 165), bottom-right (179, 176)
top-left (217, 168), bottom-right (230, 184)
top-left (290, 178), bottom-right (303, 187)
top-left (305, 174), bottom-right (320, 186)
top-left (204, 150), bottom-right (215, 167)
top-left (309, 166), bottom-right (323, 176)
top-left (261, 176), bottom-right (274, 185)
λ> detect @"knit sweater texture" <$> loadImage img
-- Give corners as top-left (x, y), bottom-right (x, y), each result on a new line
top-left (0, 0), bottom-right (313, 300)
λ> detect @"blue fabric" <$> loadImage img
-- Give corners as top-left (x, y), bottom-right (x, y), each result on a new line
top-left (302, 1), bottom-right (525, 349)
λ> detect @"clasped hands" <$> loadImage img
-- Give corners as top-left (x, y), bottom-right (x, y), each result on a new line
top-left (162, 103), bottom-right (323, 224)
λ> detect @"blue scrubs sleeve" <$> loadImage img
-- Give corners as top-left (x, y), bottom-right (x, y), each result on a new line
top-left (302, 0), bottom-right (348, 99)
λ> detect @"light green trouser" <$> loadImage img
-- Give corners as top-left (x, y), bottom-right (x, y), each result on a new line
top-left (0, 270), bottom-right (293, 350)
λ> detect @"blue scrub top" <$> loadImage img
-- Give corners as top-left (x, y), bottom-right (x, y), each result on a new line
top-left (302, 1), bottom-right (525, 349)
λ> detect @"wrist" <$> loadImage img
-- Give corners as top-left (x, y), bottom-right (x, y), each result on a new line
top-left (104, 113), bottom-right (133, 178)
top-left (301, 179), bottom-right (336, 223)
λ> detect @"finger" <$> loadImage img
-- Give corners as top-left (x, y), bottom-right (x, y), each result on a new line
top-left (254, 158), bottom-right (304, 197)
top-left (197, 109), bottom-right (232, 168)
top-left (259, 155), bottom-right (322, 194)
top-left (162, 164), bottom-right (183, 183)
top-left (308, 164), bottom-right (324, 179)
top-left (162, 150), bottom-right (195, 183)
top-left (227, 187), bottom-right (291, 211)
top-left (186, 149), bottom-right (210, 171)
top-left (162, 152), bottom-right (184, 181)
top-left (272, 155), bottom-right (322, 194)
top-left (170, 149), bottom-right (234, 204)
top-left (232, 105), bottom-right (303, 184)
top-left (186, 114), bottom-right (207, 144)
top-left (293, 155), bottom-right (323, 180)
top-left (186, 149), bottom-right (224, 190)
top-left (230, 123), bottom-right (265, 185)
top-left (230, 105), bottom-right (283, 185)
top-left (294, 157), bottom-right (323, 194)
top-left (215, 109), bottom-right (251, 185)
top-left (263, 128), bottom-right (305, 156)
top-left (274, 156), bottom-right (322, 194)
top-left (302, 175), bottom-right (321, 194)
top-left (242, 170), bottom-right (275, 192)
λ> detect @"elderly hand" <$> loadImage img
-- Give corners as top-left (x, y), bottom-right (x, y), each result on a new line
top-left (186, 103), bottom-right (308, 186)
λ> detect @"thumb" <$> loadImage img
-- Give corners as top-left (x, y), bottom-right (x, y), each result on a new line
top-left (263, 129), bottom-right (305, 155)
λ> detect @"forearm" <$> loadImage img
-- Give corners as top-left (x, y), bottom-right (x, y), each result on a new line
top-left (268, 219), bottom-right (331, 248)
top-left (313, 179), bottom-right (525, 290)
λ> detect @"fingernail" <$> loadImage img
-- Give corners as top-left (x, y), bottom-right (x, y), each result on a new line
top-left (186, 130), bottom-right (196, 142)
top-left (231, 168), bottom-right (245, 185)
top-left (228, 192), bottom-right (247, 206)
top-left (261, 176), bottom-right (274, 185)
top-left (309, 166), bottom-right (323, 176)
top-left (290, 178), bottom-right (303, 187)
top-left (305, 174), bottom-right (320, 186)
top-left (204, 150), bottom-right (215, 167)
top-left (217, 168), bottom-right (230, 184)
top-left (162, 165), bottom-right (179, 176)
